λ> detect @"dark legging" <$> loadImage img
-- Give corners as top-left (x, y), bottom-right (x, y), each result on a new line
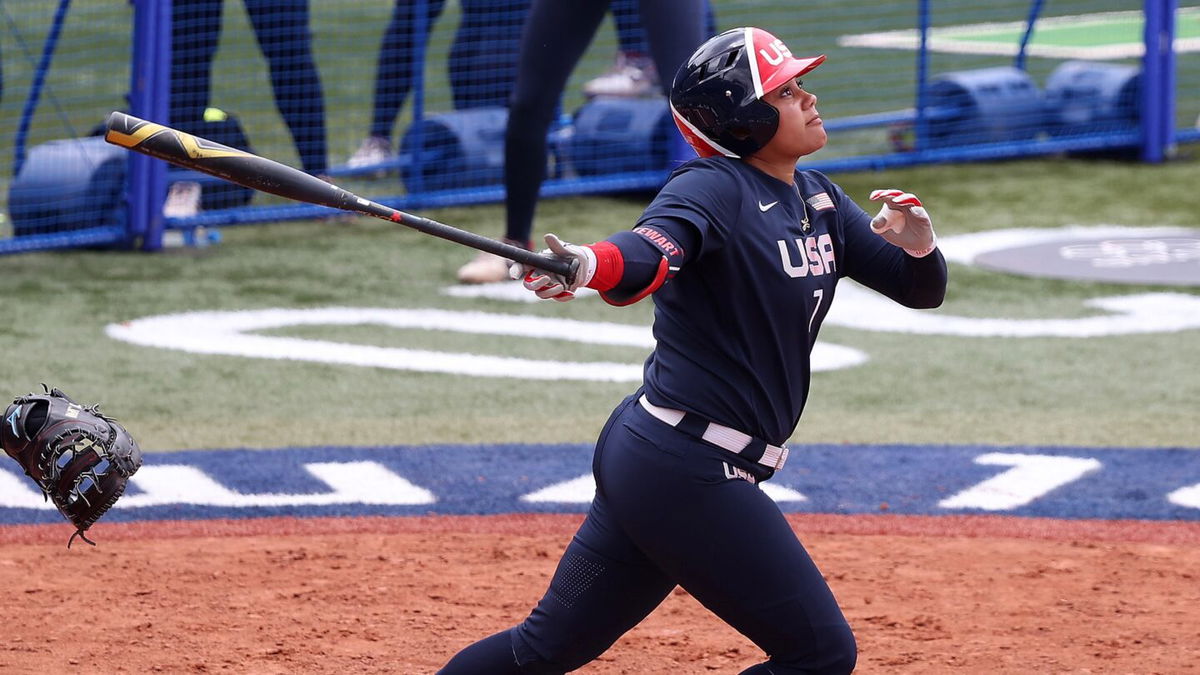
top-left (171, 0), bottom-right (327, 174)
top-left (503, 0), bottom-right (707, 245)
top-left (369, 0), bottom-right (446, 140)
top-left (611, 0), bottom-right (717, 56)
top-left (369, 0), bottom-right (528, 141)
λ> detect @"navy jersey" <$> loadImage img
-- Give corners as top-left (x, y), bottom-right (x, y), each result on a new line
top-left (634, 157), bottom-right (946, 446)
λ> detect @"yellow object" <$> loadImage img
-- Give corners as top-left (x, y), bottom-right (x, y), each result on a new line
top-left (203, 107), bottom-right (229, 123)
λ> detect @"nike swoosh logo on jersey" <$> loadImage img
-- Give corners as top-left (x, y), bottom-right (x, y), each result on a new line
top-left (758, 200), bottom-right (778, 212)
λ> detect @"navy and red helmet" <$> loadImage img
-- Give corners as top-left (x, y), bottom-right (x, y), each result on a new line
top-left (670, 27), bottom-right (826, 159)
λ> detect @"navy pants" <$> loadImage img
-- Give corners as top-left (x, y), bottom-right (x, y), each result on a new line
top-left (440, 393), bottom-right (856, 674)
top-left (171, 0), bottom-right (327, 174)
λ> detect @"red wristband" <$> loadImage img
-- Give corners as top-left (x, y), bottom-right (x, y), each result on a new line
top-left (584, 241), bottom-right (624, 291)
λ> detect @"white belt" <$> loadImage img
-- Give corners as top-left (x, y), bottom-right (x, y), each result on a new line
top-left (637, 395), bottom-right (789, 471)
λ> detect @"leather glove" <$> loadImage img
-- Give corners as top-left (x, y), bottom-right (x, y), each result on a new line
top-left (868, 189), bottom-right (937, 258)
top-left (2, 385), bottom-right (143, 547)
top-left (508, 233), bottom-right (597, 302)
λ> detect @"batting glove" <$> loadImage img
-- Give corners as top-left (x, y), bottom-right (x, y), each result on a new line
top-left (868, 189), bottom-right (937, 258)
top-left (508, 233), bottom-right (597, 302)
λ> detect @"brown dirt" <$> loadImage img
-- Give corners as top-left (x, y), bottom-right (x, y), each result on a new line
top-left (2, 513), bottom-right (1198, 674)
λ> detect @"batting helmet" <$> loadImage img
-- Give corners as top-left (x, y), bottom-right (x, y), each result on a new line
top-left (670, 27), bottom-right (826, 159)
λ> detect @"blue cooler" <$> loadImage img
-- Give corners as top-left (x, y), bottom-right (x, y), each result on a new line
top-left (924, 66), bottom-right (1045, 147)
top-left (560, 97), bottom-right (674, 176)
top-left (1044, 61), bottom-right (1140, 136)
top-left (400, 107), bottom-right (509, 192)
top-left (7, 136), bottom-right (126, 236)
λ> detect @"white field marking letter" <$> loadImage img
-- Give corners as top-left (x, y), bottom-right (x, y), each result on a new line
top-left (938, 452), bottom-right (1102, 511)
top-left (116, 462), bottom-right (435, 508)
top-left (1167, 483), bottom-right (1200, 510)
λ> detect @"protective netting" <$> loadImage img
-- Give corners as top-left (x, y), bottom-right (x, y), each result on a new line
top-left (1, 0), bottom-right (1196, 250)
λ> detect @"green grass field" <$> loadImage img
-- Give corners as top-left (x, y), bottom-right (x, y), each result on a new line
top-left (1, 153), bottom-right (1197, 452)
top-left (3, 0), bottom-right (1197, 194)
top-left (1, 1), bottom-right (1197, 453)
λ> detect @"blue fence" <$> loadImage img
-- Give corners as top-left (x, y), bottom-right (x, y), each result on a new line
top-left (1, 0), bottom-right (1196, 253)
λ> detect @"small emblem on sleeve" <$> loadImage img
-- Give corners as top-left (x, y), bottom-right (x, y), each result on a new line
top-left (807, 192), bottom-right (835, 211)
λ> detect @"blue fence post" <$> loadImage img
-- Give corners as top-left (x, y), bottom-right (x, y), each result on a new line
top-left (1140, 0), bottom-right (1175, 163)
top-left (128, 0), bottom-right (170, 250)
top-left (1013, 0), bottom-right (1045, 72)
top-left (408, 0), bottom-right (430, 197)
top-left (913, 0), bottom-right (931, 152)
top-left (1160, 0), bottom-right (1177, 157)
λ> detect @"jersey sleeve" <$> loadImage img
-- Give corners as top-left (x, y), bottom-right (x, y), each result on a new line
top-left (825, 175), bottom-right (948, 309)
top-left (586, 219), bottom-right (698, 306)
top-left (583, 159), bottom-right (739, 306)
top-left (636, 159), bottom-right (742, 258)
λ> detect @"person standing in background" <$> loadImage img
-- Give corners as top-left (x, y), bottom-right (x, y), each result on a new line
top-left (171, 0), bottom-right (327, 176)
top-left (583, 0), bottom-right (717, 99)
top-left (346, 0), bottom-right (530, 170)
top-left (455, 0), bottom-right (708, 283)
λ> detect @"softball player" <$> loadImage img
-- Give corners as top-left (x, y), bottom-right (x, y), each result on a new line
top-left (440, 28), bottom-right (948, 674)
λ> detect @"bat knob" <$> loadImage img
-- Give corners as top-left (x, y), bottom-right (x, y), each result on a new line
top-left (565, 258), bottom-right (581, 287)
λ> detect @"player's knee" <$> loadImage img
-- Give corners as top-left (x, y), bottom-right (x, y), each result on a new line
top-left (815, 623), bottom-right (858, 674)
top-left (750, 622), bottom-right (857, 675)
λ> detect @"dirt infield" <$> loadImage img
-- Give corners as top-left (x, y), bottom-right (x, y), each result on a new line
top-left (2, 514), bottom-right (1198, 674)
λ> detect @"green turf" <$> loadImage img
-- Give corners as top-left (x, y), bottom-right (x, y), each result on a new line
top-left (952, 10), bottom-right (1200, 48)
top-left (1, 154), bottom-right (1198, 452)
top-left (1, 1), bottom-right (1198, 452)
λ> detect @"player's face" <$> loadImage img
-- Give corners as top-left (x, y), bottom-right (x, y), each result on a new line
top-left (760, 77), bottom-right (826, 158)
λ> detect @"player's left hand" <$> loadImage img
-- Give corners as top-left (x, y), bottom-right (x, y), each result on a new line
top-left (509, 233), bottom-right (597, 302)
top-left (868, 189), bottom-right (937, 258)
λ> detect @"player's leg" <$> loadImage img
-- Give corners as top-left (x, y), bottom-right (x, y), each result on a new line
top-left (440, 395), bottom-right (676, 673)
top-left (439, 495), bottom-right (675, 673)
top-left (504, 0), bottom-right (608, 242)
top-left (601, 402), bottom-right (857, 674)
top-left (244, 0), bottom-right (328, 175)
top-left (170, 0), bottom-right (223, 125)
top-left (637, 0), bottom-right (707, 98)
top-left (457, 0), bottom-right (609, 282)
top-left (448, 0), bottom-right (529, 110)
top-left (679, 493), bottom-right (856, 674)
top-left (368, 0), bottom-right (446, 141)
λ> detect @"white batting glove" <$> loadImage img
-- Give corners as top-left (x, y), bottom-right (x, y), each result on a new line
top-left (868, 189), bottom-right (937, 258)
top-left (508, 233), bottom-right (597, 302)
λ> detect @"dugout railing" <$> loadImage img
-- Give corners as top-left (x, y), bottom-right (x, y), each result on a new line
top-left (1, 0), bottom-right (1197, 254)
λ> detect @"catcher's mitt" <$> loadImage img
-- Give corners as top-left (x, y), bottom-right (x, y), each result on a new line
top-left (1, 385), bottom-right (142, 546)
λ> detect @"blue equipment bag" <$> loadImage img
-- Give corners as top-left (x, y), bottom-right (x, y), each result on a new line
top-left (7, 136), bottom-right (126, 237)
top-left (560, 97), bottom-right (674, 176)
top-left (924, 67), bottom-right (1044, 148)
top-left (400, 107), bottom-right (509, 191)
top-left (1044, 61), bottom-right (1140, 136)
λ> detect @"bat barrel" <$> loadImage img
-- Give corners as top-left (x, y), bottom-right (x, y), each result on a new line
top-left (104, 111), bottom-right (577, 284)
top-left (105, 111), bottom-right (344, 208)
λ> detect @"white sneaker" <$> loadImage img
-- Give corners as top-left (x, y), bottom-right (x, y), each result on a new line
top-left (347, 135), bottom-right (392, 168)
top-left (582, 52), bottom-right (660, 98)
top-left (163, 181), bottom-right (201, 218)
top-left (456, 250), bottom-right (515, 284)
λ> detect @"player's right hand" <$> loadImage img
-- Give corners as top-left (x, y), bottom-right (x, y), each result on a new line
top-left (508, 233), bottom-right (597, 302)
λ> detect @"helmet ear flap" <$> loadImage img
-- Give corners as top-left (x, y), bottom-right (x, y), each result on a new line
top-left (728, 126), bottom-right (753, 141)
